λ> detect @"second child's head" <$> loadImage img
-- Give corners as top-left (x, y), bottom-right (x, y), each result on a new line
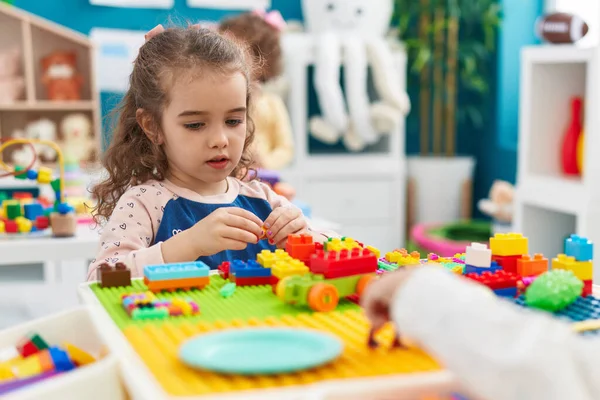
top-left (93, 26), bottom-right (256, 221)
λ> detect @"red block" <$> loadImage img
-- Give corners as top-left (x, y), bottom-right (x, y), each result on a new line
top-left (36, 216), bottom-right (49, 230)
top-left (310, 248), bottom-right (377, 277)
top-left (582, 280), bottom-right (593, 297)
top-left (12, 192), bottom-right (32, 200)
top-left (4, 220), bottom-right (17, 233)
top-left (465, 270), bottom-right (520, 290)
top-left (231, 276), bottom-right (271, 286)
top-left (218, 262), bottom-right (230, 280)
top-left (16, 339), bottom-right (39, 357)
top-left (492, 254), bottom-right (522, 274)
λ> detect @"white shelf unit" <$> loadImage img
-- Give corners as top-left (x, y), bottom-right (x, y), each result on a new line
top-left (514, 45), bottom-right (600, 276)
top-left (280, 33), bottom-right (406, 251)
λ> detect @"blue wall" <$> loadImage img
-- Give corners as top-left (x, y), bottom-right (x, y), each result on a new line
top-left (13, 0), bottom-right (544, 211)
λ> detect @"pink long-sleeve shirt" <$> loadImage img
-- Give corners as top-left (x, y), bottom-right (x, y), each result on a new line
top-left (88, 177), bottom-right (325, 279)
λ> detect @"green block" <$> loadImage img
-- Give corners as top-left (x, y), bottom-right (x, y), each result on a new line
top-left (50, 178), bottom-right (61, 192)
top-left (6, 203), bottom-right (21, 219)
top-left (525, 270), bottom-right (583, 312)
top-left (29, 333), bottom-right (49, 351)
top-left (14, 166), bottom-right (27, 180)
top-left (131, 307), bottom-right (169, 320)
top-left (220, 282), bottom-right (236, 298)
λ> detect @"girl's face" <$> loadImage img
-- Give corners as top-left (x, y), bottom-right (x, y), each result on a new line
top-left (160, 71), bottom-right (247, 194)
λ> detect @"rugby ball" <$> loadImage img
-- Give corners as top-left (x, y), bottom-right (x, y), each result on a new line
top-left (536, 13), bottom-right (589, 44)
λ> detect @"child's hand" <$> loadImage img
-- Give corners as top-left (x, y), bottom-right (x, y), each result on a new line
top-left (263, 206), bottom-right (307, 248)
top-left (361, 268), bottom-right (415, 332)
top-left (192, 207), bottom-right (264, 256)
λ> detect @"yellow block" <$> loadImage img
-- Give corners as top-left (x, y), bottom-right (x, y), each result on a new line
top-left (552, 254), bottom-right (593, 281)
top-left (37, 167), bottom-right (53, 184)
top-left (272, 260), bottom-right (309, 279)
top-left (366, 245), bottom-right (380, 259)
top-left (490, 233), bottom-right (528, 256)
top-left (0, 363), bottom-right (14, 382)
top-left (123, 310), bottom-right (440, 396)
top-left (15, 216), bottom-right (32, 233)
top-left (64, 342), bottom-right (96, 366)
top-left (13, 355), bottom-right (42, 378)
top-left (257, 249), bottom-right (293, 268)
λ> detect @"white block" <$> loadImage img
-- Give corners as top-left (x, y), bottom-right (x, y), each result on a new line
top-left (466, 242), bottom-right (492, 267)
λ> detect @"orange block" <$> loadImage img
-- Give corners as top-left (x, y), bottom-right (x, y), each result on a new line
top-left (517, 253), bottom-right (548, 276)
top-left (144, 276), bottom-right (210, 292)
top-left (285, 234), bottom-right (315, 261)
top-left (37, 350), bottom-right (54, 372)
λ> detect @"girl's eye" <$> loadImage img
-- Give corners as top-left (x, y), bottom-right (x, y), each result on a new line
top-left (184, 122), bottom-right (204, 130)
top-left (226, 119), bottom-right (243, 127)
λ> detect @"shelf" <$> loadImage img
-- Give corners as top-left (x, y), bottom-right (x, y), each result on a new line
top-left (521, 45), bottom-right (594, 64)
top-left (0, 100), bottom-right (97, 111)
top-left (517, 174), bottom-right (585, 215)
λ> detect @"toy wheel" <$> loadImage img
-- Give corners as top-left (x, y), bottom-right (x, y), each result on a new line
top-left (356, 275), bottom-right (376, 298)
top-left (275, 276), bottom-right (294, 300)
top-left (308, 283), bottom-right (339, 312)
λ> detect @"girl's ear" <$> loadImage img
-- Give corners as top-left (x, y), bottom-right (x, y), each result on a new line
top-left (136, 108), bottom-right (163, 145)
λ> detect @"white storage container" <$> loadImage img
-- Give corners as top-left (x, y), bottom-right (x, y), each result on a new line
top-left (0, 307), bottom-right (126, 400)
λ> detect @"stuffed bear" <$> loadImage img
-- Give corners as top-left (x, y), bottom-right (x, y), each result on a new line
top-left (41, 51), bottom-right (83, 101)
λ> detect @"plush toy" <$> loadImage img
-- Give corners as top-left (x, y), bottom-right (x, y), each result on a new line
top-left (301, 0), bottom-right (411, 151)
top-left (477, 180), bottom-right (514, 224)
top-left (11, 118), bottom-right (58, 166)
top-left (59, 113), bottom-right (94, 164)
top-left (41, 51), bottom-right (83, 101)
top-left (219, 11), bottom-right (294, 171)
top-left (0, 47), bottom-right (24, 104)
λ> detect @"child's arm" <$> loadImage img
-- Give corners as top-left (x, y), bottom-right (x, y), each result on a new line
top-left (88, 189), bottom-right (167, 279)
top-left (389, 267), bottom-right (600, 400)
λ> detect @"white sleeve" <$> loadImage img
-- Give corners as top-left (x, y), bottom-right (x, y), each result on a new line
top-left (391, 267), bottom-right (600, 400)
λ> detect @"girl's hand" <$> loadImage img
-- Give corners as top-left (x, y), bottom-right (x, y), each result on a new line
top-left (192, 207), bottom-right (264, 256)
top-left (361, 268), bottom-right (415, 332)
top-left (263, 206), bottom-right (308, 248)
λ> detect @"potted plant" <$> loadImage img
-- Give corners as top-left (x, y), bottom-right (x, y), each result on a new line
top-left (394, 0), bottom-right (502, 228)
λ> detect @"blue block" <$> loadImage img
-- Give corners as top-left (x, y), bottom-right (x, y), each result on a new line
top-left (144, 261), bottom-right (210, 281)
top-left (565, 234), bottom-right (593, 261)
top-left (23, 203), bottom-right (44, 220)
top-left (56, 202), bottom-right (74, 215)
top-left (48, 347), bottom-right (75, 372)
top-left (494, 287), bottom-right (518, 297)
top-left (25, 169), bottom-right (38, 180)
top-left (230, 260), bottom-right (271, 277)
top-left (464, 262), bottom-right (501, 275)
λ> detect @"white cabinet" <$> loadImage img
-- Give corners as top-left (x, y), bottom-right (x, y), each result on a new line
top-left (280, 33), bottom-right (406, 251)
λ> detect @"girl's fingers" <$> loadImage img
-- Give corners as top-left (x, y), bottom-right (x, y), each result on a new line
top-left (263, 207), bottom-right (284, 231)
top-left (222, 226), bottom-right (260, 245)
top-left (223, 213), bottom-right (263, 239)
top-left (271, 218), bottom-right (305, 245)
top-left (225, 207), bottom-right (264, 227)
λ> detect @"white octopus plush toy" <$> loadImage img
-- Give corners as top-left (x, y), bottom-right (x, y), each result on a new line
top-left (302, 0), bottom-right (411, 150)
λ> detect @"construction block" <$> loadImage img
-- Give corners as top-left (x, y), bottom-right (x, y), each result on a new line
top-left (16, 338), bottom-right (38, 358)
top-left (564, 234), bottom-right (593, 261)
top-left (218, 262), bottom-right (230, 279)
top-left (15, 217), bottom-right (32, 233)
top-left (35, 215), bottom-right (49, 230)
top-left (36, 167), bottom-right (53, 184)
top-left (310, 248), bottom-right (378, 278)
top-left (48, 347), bottom-right (75, 372)
top-left (12, 192), bottom-right (32, 200)
top-left (230, 275), bottom-right (272, 286)
top-left (493, 287), bottom-right (518, 297)
top-left (4, 201), bottom-right (21, 220)
top-left (4, 220), bottom-right (17, 234)
top-left (365, 245), bottom-right (381, 259)
top-left (271, 259), bottom-right (309, 279)
top-left (324, 237), bottom-right (362, 252)
top-left (552, 254), bottom-right (593, 281)
top-left (144, 261), bottom-right (209, 281)
top-left (464, 270), bottom-right (520, 290)
top-left (63, 343), bottom-right (95, 366)
top-left (229, 260), bottom-right (271, 278)
top-left (492, 254), bottom-right (522, 274)
top-left (465, 243), bottom-right (492, 267)
top-left (286, 233), bottom-right (316, 262)
top-left (23, 203), bottom-right (43, 221)
top-left (257, 249), bottom-right (293, 268)
top-left (489, 233), bottom-right (528, 256)
top-left (13, 166), bottom-right (27, 180)
top-left (144, 276), bottom-right (210, 293)
top-left (12, 355), bottom-right (42, 378)
top-left (582, 280), bottom-right (593, 297)
top-left (98, 263), bottom-right (132, 288)
top-left (28, 333), bottom-right (48, 352)
top-left (464, 262), bottom-right (501, 275)
top-left (517, 254), bottom-right (548, 277)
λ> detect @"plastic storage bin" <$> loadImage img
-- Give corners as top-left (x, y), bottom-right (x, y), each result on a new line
top-left (0, 306), bottom-right (126, 400)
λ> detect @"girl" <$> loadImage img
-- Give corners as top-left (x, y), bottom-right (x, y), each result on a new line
top-left (362, 266), bottom-right (600, 400)
top-left (88, 25), bottom-right (330, 278)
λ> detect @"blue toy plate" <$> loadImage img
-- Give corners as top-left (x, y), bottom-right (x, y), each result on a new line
top-left (179, 327), bottom-right (343, 375)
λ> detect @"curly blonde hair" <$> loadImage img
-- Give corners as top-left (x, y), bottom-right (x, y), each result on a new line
top-left (91, 26), bottom-right (256, 224)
